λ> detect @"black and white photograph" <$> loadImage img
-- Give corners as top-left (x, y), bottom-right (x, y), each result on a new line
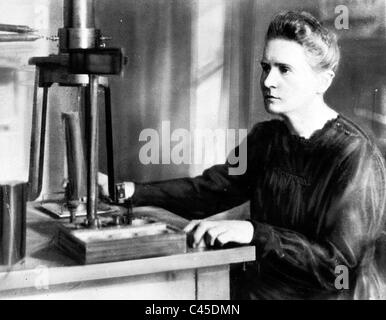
top-left (1, 0), bottom-right (386, 304)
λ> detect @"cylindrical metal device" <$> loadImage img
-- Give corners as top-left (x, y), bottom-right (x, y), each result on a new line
top-left (0, 183), bottom-right (27, 266)
top-left (86, 75), bottom-right (99, 228)
top-left (59, 0), bottom-right (100, 52)
top-left (63, 0), bottom-right (95, 29)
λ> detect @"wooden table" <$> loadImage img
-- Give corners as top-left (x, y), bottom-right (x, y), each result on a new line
top-left (0, 203), bottom-right (255, 300)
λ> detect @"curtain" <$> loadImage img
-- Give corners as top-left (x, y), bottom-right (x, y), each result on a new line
top-left (222, 0), bottom-right (259, 131)
top-left (202, 0), bottom-right (261, 220)
top-left (97, 0), bottom-right (193, 183)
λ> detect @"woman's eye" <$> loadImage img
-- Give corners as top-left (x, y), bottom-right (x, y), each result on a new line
top-left (279, 66), bottom-right (290, 74)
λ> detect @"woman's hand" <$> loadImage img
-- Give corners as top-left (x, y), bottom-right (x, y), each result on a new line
top-left (183, 220), bottom-right (254, 248)
top-left (98, 172), bottom-right (135, 202)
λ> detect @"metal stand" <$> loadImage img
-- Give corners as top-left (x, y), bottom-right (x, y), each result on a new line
top-left (27, 0), bottom-right (124, 228)
top-left (87, 74), bottom-right (99, 227)
top-left (28, 60), bottom-right (116, 228)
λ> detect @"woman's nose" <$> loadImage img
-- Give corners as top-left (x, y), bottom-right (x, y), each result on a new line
top-left (263, 69), bottom-right (278, 88)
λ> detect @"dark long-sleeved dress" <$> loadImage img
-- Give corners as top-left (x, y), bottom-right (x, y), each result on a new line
top-left (132, 114), bottom-right (386, 300)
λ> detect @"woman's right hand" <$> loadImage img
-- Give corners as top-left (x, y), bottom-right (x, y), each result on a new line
top-left (98, 172), bottom-right (135, 202)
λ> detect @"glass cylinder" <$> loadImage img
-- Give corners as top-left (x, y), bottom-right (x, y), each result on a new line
top-left (0, 67), bottom-right (34, 184)
top-left (0, 182), bottom-right (27, 266)
top-left (0, 67), bottom-right (34, 265)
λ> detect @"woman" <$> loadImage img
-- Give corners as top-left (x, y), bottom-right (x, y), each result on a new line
top-left (101, 11), bottom-right (386, 299)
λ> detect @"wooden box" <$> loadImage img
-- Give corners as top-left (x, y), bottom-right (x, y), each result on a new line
top-left (56, 220), bottom-right (187, 264)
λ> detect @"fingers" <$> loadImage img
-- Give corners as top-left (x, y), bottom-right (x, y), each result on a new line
top-left (195, 237), bottom-right (207, 249)
top-left (215, 232), bottom-right (233, 247)
top-left (183, 219), bottom-right (202, 233)
top-left (184, 220), bottom-right (255, 249)
top-left (192, 221), bottom-right (214, 246)
top-left (184, 220), bottom-right (204, 248)
top-left (204, 225), bottom-right (227, 247)
top-left (184, 220), bottom-right (232, 248)
top-left (184, 220), bottom-right (211, 248)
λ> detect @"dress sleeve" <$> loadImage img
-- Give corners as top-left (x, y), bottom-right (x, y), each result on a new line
top-left (131, 123), bottom-right (264, 220)
top-left (248, 138), bottom-right (386, 296)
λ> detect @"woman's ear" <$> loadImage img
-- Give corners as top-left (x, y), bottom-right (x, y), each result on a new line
top-left (317, 70), bottom-right (335, 94)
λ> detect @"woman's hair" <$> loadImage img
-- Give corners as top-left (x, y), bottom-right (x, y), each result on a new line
top-left (266, 11), bottom-right (340, 73)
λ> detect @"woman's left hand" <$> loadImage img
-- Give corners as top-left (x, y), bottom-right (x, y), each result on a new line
top-left (183, 220), bottom-right (254, 248)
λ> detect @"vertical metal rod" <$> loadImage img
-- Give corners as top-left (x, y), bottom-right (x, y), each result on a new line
top-left (86, 75), bottom-right (99, 228)
top-left (28, 68), bottom-right (41, 200)
top-left (104, 86), bottom-right (115, 200)
top-left (63, 0), bottom-right (95, 28)
top-left (83, 85), bottom-right (90, 163)
top-left (28, 67), bottom-right (49, 201)
top-left (38, 87), bottom-right (49, 196)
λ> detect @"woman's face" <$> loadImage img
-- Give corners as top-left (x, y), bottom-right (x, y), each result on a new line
top-left (260, 38), bottom-right (322, 117)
